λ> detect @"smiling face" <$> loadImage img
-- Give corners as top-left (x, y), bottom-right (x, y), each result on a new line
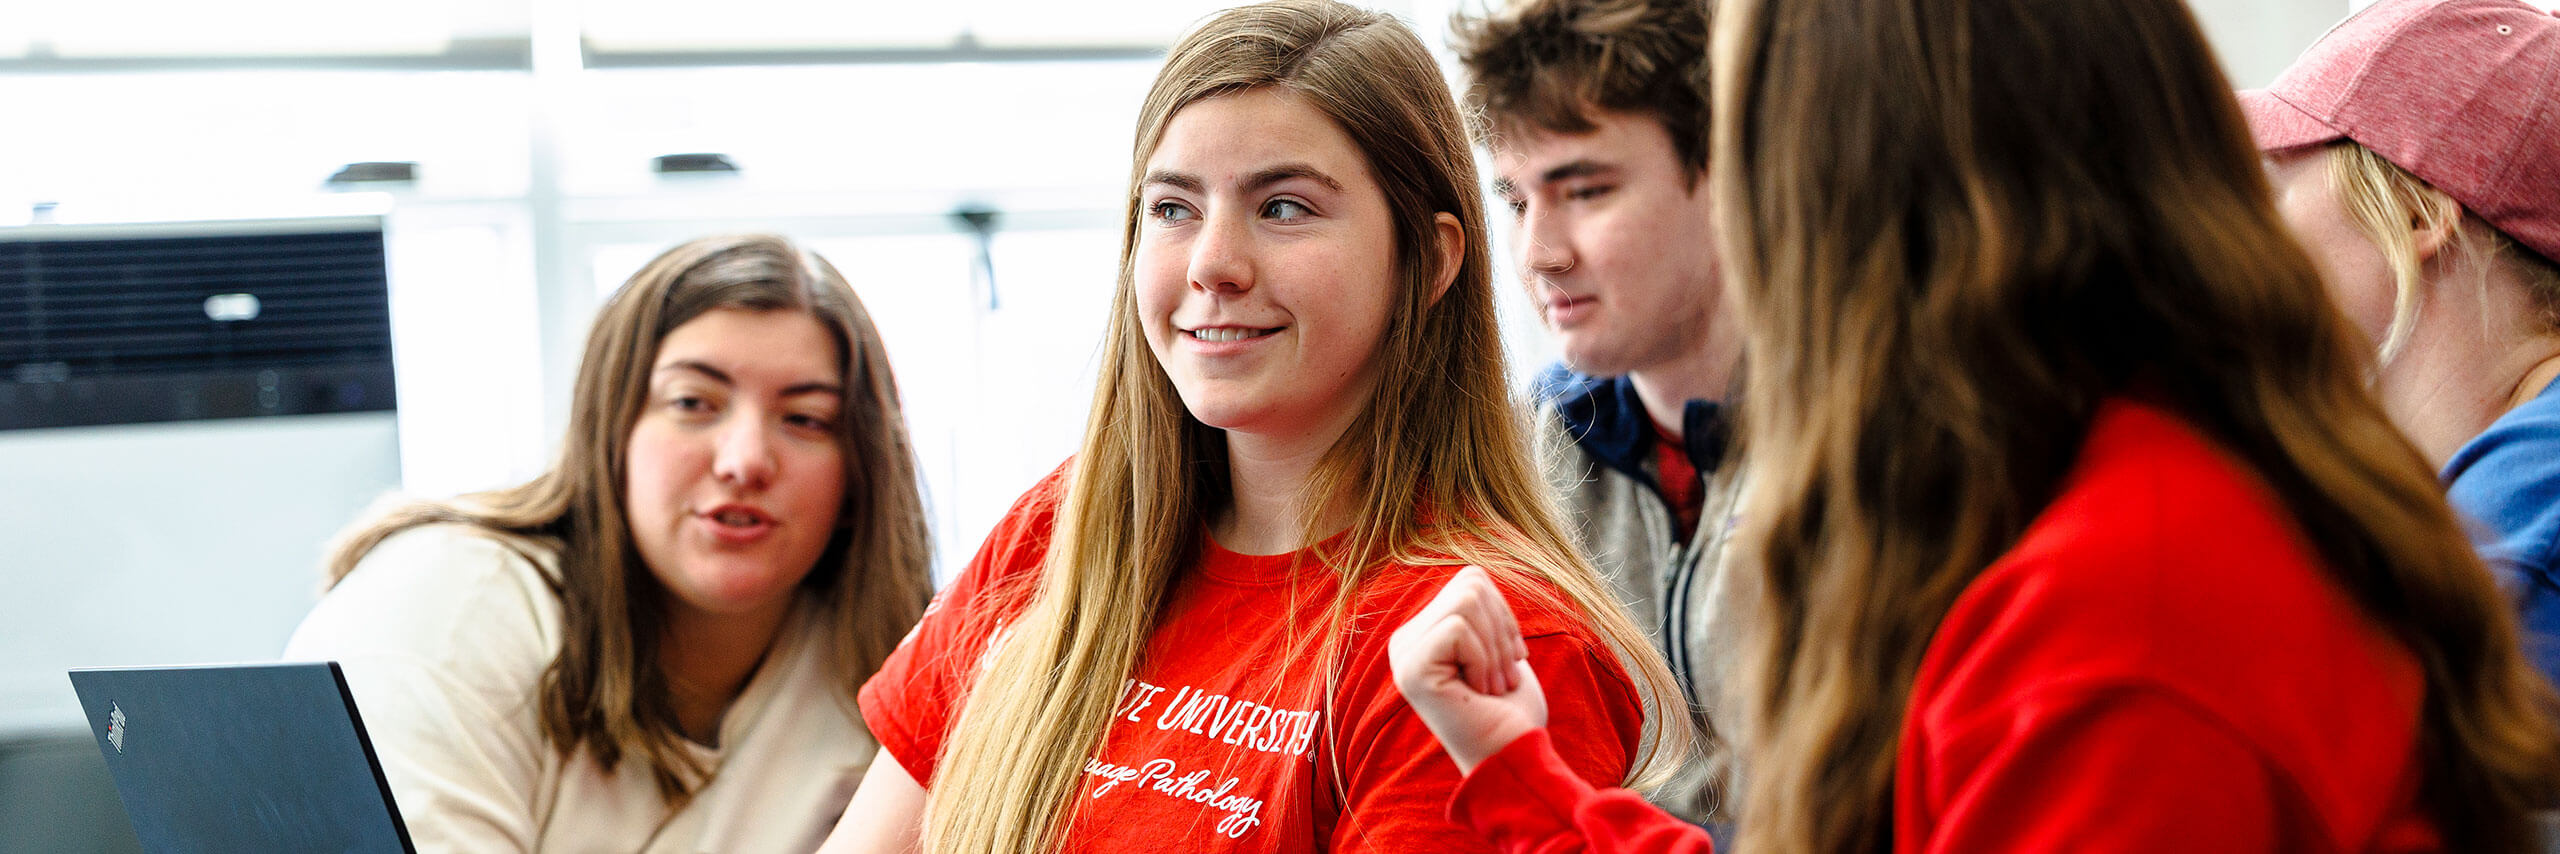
top-left (624, 307), bottom-right (848, 630)
top-left (1491, 109), bottom-right (1724, 378)
top-left (1134, 86), bottom-right (1404, 448)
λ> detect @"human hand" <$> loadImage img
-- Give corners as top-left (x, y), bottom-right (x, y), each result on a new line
top-left (1388, 565), bottom-right (1547, 775)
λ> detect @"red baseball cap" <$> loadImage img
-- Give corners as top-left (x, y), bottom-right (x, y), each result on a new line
top-left (2239, 0), bottom-right (2560, 264)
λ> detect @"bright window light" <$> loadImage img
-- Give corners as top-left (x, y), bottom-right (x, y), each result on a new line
top-left (582, 0), bottom-right (966, 51)
top-left (47, 0), bottom-right (455, 56)
top-left (966, 0), bottom-right (1232, 47)
top-left (969, 0), bottom-right (1416, 47)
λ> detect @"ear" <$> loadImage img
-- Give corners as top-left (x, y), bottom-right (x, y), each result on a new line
top-left (1429, 212), bottom-right (1464, 305)
top-left (2411, 193), bottom-right (2462, 264)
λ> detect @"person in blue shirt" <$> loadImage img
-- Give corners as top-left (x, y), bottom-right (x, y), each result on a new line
top-left (2242, 0), bottom-right (2560, 681)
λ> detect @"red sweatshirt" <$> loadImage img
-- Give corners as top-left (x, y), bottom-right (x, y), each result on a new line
top-left (1448, 398), bottom-right (2442, 853)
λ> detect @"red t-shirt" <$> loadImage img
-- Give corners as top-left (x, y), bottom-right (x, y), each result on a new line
top-left (860, 464), bottom-right (1646, 852)
top-left (1445, 398), bottom-right (2441, 852)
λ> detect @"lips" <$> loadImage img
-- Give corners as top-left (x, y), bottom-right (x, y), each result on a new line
top-left (708, 508), bottom-right (766, 526)
top-left (696, 504), bottom-right (776, 543)
top-left (1182, 325), bottom-right (1284, 343)
top-left (1543, 293), bottom-right (1598, 326)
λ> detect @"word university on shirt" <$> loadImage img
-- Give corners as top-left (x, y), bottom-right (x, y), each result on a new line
top-left (1080, 678), bottom-right (1325, 840)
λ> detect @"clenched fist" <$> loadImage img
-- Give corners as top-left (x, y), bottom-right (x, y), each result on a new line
top-left (1388, 565), bottom-right (1547, 774)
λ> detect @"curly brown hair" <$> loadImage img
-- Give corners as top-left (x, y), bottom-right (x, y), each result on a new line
top-left (1449, 0), bottom-right (1712, 180)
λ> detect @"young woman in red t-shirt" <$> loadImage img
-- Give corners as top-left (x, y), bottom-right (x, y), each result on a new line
top-left (1391, 0), bottom-right (2560, 851)
top-left (814, 2), bottom-right (1688, 853)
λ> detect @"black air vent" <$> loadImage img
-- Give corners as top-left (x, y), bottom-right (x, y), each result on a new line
top-left (0, 226), bottom-right (396, 431)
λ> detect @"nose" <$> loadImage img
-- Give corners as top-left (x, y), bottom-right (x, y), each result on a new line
top-left (1188, 209), bottom-right (1255, 294)
top-left (711, 411), bottom-right (776, 490)
top-left (1521, 201), bottom-right (1575, 277)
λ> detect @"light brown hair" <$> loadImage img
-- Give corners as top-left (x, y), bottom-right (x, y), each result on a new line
top-left (324, 234), bottom-right (933, 802)
top-left (1707, 0), bottom-right (2560, 851)
top-left (1449, 0), bottom-right (1712, 180)
top-left (922, 1), bottom-right (1687, 851)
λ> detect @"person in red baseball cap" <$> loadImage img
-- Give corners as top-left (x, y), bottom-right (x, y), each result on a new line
top-left (2244, 0), bottom-right (2560, 686)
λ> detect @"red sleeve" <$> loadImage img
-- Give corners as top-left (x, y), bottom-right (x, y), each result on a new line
top-left (857, 465), bottom-right (1067, 786)
top-left (1904, 680), bottom-right (2283, 853)
top-left (1323, 581), bottom-right (1646, 852)
top-left (1449, 729), bottom-right (1716, 854)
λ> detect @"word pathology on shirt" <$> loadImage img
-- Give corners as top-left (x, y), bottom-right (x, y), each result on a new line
top-left (1083, 756), bottom-right (1267, 839)
top-left (1111, 679), bottom-right (1322, 758)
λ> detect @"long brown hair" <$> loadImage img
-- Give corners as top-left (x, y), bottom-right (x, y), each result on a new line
top-left (1705, 0), bottom-right (2560, 851)
top-left (922, 1), bottom-right (1687, 851)
top-left (323, 234), bottom-right (933, 801)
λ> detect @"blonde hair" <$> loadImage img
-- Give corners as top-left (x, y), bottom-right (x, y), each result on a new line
top-left (2324, 140), bottom-right (2560, 362)
top-left (1709, 0), bottom-right (2560, 851)
top-left (921, 1), bottom-right (1687, 851)
top-left (324, 234), bottom-right (933, 802)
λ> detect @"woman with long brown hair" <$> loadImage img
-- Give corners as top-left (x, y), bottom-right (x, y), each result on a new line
top-left (1390, 0), bottom-right (2560, 850)
top-left (817, 1), bottom-right (1685, 852)
top-left (285, 234), bottom-right (933, 852)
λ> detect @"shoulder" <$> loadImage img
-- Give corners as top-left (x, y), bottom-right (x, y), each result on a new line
top-left (1944, 400), bottom-right (2343, 647)
top-left (1994, 398), bottom-right (2321, 590)
top-left (855, 462), bottom-right (1076, 776)
top-left (285, 523), bottom-right (563, 676)
top-left (1525, 368), bottom-right (1627, 495)
top-left (319, 523), bottom-right (558, 618)
top-left (2443, 384), bottom-right (2560, 486)
top-left (972, 460), bottom-right (1075, 581)
top-left (283, 523), bottom-right (569, 799)
top-left (1529, 364), bottom-right (1621, 433)
top-left (1346, 542), bottom-right (1620, 659)
top-left (1917, 399), bottom-right (2423, 782)
top-left (367, 521), bottom-right (558, 580)
top-left (2444, 392), bottom-right (2560, 569)
top-left (1333, 547), bottom-right (1647, 767)
top-left (1529, 361), bottom-right (1600, 408)
top-left (930, 460), bottom-right (1075, 622)
top-left (2459, 382), bottom-right (2560, 457)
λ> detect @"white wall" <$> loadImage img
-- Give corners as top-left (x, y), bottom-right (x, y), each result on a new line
top-left (0, 414), bottom-right (401, 731)
top-left (2189, 0), bottom-right (2355, 89)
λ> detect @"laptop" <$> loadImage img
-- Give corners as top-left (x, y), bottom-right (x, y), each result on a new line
top-left (66, 662), bottom-right (415, 854)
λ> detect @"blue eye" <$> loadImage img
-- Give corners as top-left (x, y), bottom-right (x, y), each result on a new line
top-left (1150, 201), bottom-right (1195, 223)
top-left (1263, 199), bottom-right (1310, 220)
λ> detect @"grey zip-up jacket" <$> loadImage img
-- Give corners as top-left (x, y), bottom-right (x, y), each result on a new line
top-left (1531, 367), bottom-right (1752, 827)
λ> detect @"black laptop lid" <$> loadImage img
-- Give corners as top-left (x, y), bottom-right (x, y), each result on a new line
top-left (66, 662), bottom-right (413, 854)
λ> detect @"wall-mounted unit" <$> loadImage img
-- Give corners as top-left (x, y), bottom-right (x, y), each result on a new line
top-left (1, 217), bottom-right (396, 431)
top-left (0, 214), bottom-right (402, 762)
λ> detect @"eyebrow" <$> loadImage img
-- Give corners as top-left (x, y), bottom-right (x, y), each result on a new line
top-left (1140, 162), bottom-right (1347, 195)
top-left (1540, 159), bottom-right (1615, 184)
top-left (1141, 171), bottom-right (1204, 193)
top-left (1495, 159), bottom-right (1618, 199)
top-left (655, 360), bottom-right (844, 398)
top-left (1244, 164), bottom-right (1344, 193)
